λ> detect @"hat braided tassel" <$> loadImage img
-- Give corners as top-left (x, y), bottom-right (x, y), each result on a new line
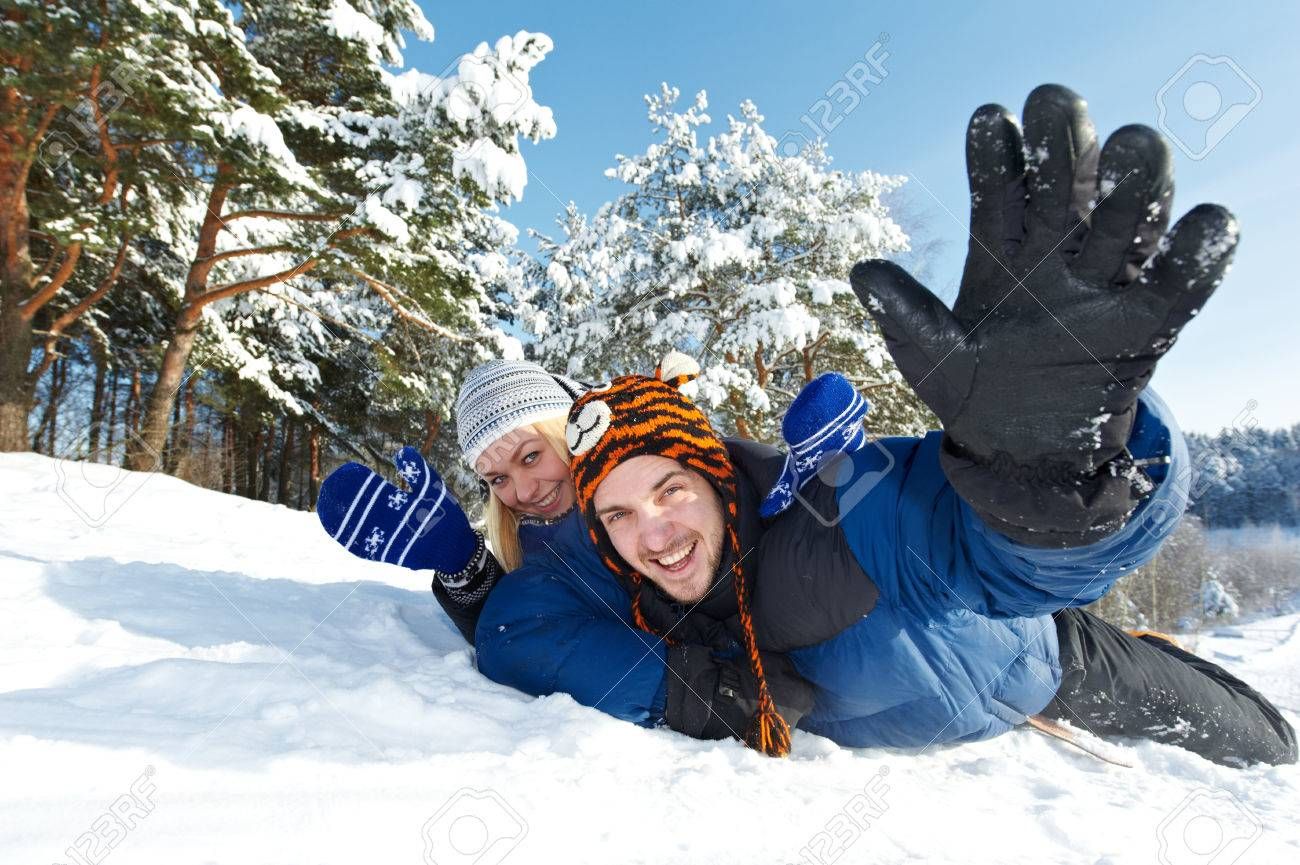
top-left (728, 521), bottom-right (792, 758)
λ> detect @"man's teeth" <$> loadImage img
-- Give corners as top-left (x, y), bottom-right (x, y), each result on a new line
top-left (655, 542), bottom-right (695, 568)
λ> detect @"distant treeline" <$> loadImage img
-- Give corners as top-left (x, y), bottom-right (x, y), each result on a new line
top-left (1184, 422), bottom-right (1300, 529)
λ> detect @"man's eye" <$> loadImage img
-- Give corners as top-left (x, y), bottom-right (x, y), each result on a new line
top-left (664, 485), bottom-right (682, 497)
top-left (606, 511), bottom-right (624, 524)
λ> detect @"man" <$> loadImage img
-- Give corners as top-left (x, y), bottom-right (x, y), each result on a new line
top-left (475, 84), bottom-right (1297, 765)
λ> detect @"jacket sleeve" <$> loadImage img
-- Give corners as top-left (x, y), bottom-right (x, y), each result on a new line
top-left (838, 388), bottom-right (1189, 620)
top-left (429, 534), bottom-right (503, 644)
top-left (474, 564), bottom-right (670, 725)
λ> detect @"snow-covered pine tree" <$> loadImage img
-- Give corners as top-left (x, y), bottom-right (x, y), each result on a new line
top-left (1200, 573), bottom-right (1241, 621)
top-left (519, 84), bottom-right (933, 441)
top-left (124, 1), bottom-right (555, 469)
top-left (0, 0), bottom-right (226, 451)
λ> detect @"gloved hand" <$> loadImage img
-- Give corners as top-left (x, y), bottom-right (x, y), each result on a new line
top-left (316, 445), bottom-right (478, 574)
top-left (850, 84), bottom-right (1237, 546)
top-left (762, 372), bottom-right (871, 518)
top-left (664, 644), bottom-right (815, 743)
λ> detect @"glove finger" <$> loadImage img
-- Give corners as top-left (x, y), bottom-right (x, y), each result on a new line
top-left (1073, 125), bottom-right (1174, 288)
top-left (966, 103), bottom-right (1027, 261)
top-left (851, 259), bottom-right (971, 415)
top-left (1021, 84), bottom-right (1099, 247)
top-left (316, 461), bottom-right (391, 551)
top-left (1131, 203), bottom-right (1238, 352)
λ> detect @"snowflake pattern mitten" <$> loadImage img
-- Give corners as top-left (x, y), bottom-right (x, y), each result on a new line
top-left (316, 446), bottom-right (477, 574)
top-left (761, 372), bottom-right (871, 518)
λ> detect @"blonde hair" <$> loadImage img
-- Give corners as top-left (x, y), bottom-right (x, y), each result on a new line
top-left (481, 413), bottom-right (573, 572)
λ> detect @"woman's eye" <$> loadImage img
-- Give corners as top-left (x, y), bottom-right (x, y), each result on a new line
top-left (490, 476), bottom-right (504, 487)
top-left (523, 450), bottom-right (539, 465)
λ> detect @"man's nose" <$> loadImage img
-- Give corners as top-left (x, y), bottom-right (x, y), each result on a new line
top-left (640, 510), bottom-right (676, 552)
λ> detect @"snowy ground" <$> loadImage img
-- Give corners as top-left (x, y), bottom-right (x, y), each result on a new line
top-left (2, 453), bottom-right (1297, 865)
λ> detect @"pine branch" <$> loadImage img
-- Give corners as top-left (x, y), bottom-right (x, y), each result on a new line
top-left (29, 232), bottom-right (131, 384)
top-left (193, 258), bottom-right (322, 311)
top-left (349, 268), bottom-right (474, 343)
top-left (199, 244), bottom-right (297, 266)
top-left (222, 209), bottom-right (351, 223)
top-left (15, 103), bottom-right (60, 194)
top-left (19, 239), bottom-right (83, 321)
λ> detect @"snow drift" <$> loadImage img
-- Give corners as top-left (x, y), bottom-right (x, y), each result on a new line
top-left (1, 453), bottom-right (1297, 864)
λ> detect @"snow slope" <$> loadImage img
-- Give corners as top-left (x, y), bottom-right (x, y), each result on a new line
top-left (1, 452), bottom-right (1297, 865)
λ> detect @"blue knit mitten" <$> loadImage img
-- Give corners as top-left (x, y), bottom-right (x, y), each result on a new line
top-left (316, 446), bottom-right (477, 573)
top-left (761, 373), bottom-right (871, 518)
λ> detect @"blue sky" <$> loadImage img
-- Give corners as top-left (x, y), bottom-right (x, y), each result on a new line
top-left (405, 0), bottom-right (1300, 435)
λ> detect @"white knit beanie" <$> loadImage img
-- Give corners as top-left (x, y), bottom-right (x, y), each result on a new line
top-left (456, 359), bottom-right (586, 468)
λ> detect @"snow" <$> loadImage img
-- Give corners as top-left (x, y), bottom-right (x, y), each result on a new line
top-left (452, 138), bottom-right (529, 203)
top-left (361, 194), bottom-right (412, 244)
top-left (213, 105), bottom-right (317, 190)
top-left (2, 452), bottom-right (1298, 864)
top-left (325, 0), bottom-right (388, 59)
top-left (324, 0), bottom-right (433, 66)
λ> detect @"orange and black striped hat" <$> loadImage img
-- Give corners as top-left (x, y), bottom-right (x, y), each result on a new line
top-left (565, 351), bottom-right (792, 757)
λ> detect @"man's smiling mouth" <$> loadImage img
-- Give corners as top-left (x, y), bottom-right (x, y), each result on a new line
top-left (652, 540), bottom-right (697, 572)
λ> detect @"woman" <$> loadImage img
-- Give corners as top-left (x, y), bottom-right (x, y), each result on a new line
top-left (314, 358), bottom-right (589, 642)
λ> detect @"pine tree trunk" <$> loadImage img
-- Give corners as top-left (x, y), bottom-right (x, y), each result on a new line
top-left (106, 363), bottom-right (119, 459)
top-left (47, 356), bottom-right (65, 454)
top-left (277, 419), bottom-right (294, 505)
top-left (250, 424), bottom-right (262, 499)
top-left (296, 428), bottom-right (307, 510)
top-left (89, 337), bottom-right (107, 460)
top-left (174, 375), bottom-right (197, 480)
top-left (240, 420), bottom-right (258, 499)
top-left (421, 410), bottom-right (441, 456)
top-left (0, 303), bottom-right (33, 452)
top-left (0, 146), bottom-right (35, 453)
top-left (309, 425), bottom-right (321, 509)
top-left (130, 324), bottom-right (196, 471)
top-left (30, 357), bottom-right (59, 453)
top-left (258, 421), bottom-right (273, 502)
top-left (130, 177), bottom-right (234, 470)
top-left (123, 365), bottom-right (140, 439)
top-left (164, 378), bottom-right (184, 473)
top-left (221, 416), bottom-right (233, 494)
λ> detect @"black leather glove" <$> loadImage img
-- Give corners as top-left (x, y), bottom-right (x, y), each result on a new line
top-left (851, 84), bottom-right (1237, 547)
top-left (664, 644), bottom-right (815, 742)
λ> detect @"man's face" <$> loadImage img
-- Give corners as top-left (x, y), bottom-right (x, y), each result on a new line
top-left (593, 455), bottom-right (725, 603)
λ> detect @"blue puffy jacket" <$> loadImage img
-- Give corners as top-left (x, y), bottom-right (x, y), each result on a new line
top-left (475, 388), bottom-right (1188, 748)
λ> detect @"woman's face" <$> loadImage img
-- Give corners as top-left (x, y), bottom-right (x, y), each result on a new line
top-left (475, 424), bottom-right (576, 518)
